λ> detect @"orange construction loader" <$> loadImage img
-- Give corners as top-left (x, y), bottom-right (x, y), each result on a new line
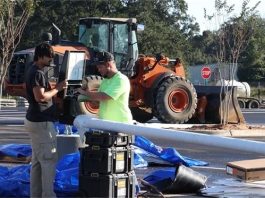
top-left (4, 17), bottom-right (244, 125)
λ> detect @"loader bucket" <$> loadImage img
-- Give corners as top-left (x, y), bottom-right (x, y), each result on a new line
top-left (194, 85), bottom-right (245, 124)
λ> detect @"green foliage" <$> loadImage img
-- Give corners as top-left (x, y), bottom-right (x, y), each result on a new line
top-left (20, 0), bottom-right (95, 48)
top-left (188, 30), bottom-right (218, 65)
top-left (18, 0), bottom-right (199, 64)
top-left (190, 0), bottom-right (264, 83)
top-left (238, 16), bottom-right (265, 82)
top-left (123, 0), bottom-right (199, 61)
top-left (0, 0), bottom-right (34, 95)
top-left (0, 0), bottom-right (34, 64)
top-left (0, 0), bottom-right (34, 47)
top-left (251, 87), bottom-right (265, 98)
top-left (14, 0), bottom-right (265, 83)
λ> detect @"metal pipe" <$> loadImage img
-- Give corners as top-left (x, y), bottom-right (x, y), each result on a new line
top-left (74, 115), bottom-right (265, 155)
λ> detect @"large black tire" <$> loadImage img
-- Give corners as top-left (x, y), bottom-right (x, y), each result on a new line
top-left (130, 107), bottom-right (153, 123)
top-left (238, 99), bottom-right (246, 109)
top-left (248, 99), bottom-right (260, 109)
top-left (154, 77), bottom-right (197, 123)
top-left (78, 75), bottom-right (103, 116)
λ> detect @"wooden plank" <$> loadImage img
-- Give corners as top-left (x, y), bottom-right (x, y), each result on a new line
top-left (0, 155), bottom-right (31, 163)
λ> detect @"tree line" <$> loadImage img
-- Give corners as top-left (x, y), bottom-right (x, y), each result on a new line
top-left (14, 0), bottom-right (265, 82)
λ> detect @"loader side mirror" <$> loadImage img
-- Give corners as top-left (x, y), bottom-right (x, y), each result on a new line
top-left (51, 23), bottom-right (61, 45)
top-left (155, 53), bottom-right (164, 62)
top-left (57, 50), bottom-right (86, 98)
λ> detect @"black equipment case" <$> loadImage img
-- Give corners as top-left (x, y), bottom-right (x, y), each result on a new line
top-left (85, 130), bottom-right (134, 147)
top-left (80, 146), bottom-right (134, 174)
top-left (79, 171), bottom-right (136, 198)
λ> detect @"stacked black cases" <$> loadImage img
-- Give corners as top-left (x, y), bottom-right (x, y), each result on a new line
top-left (79, 130), bottom-right (136, 198)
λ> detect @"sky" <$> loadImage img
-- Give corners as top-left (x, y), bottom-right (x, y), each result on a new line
top-left (185, 0), bottom-right (265, 33)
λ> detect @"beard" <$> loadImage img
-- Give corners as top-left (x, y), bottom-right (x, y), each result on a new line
top-left (102, 69), bottom-right (110, 78)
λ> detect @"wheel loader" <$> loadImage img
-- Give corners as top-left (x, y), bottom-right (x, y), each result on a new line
top-left (4, 17), bottom-right (244, 125)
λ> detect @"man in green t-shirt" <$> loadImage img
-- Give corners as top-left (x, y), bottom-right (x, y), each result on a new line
top-left (77, 51), bottom-right (133, 123)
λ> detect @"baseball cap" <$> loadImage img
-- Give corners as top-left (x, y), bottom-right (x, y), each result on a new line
top-left (93, 51), bottom-right (114, 65)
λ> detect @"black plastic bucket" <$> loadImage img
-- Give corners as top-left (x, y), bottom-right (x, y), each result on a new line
top-left (162, 165), bottom-right (207, 193)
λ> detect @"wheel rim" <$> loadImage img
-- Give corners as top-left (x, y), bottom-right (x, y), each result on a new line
top-left (168, 89), bottom-right (189, 113)
top-left (84, 101), bottom-right (99, 114)
top-left (84, 87), bottom-right (99, 114)
top-left (249, 101), bottom-right (259, 109)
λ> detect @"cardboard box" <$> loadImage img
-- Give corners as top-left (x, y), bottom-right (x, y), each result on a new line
top-left (226, 158), bottom-right (265, 182)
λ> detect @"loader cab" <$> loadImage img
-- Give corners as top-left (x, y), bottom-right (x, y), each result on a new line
top-left (78, 17), bottom-right (140, 76)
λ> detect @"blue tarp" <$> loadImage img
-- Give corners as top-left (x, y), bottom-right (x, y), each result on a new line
top-left (143, 167), bottom-right (176, 185)
top-left (134, 136), bottom-right (208, 167)
top-left (55, 153), bottom-right (79, 197)
top-left (0, 152), bottom-right (141, 197)
top-left (0, 165), bottom-right (30, 197)
top-left (0, 144), bottom-right (32, 158)
top-left (0, 135), bottom-right (208, 197)
top-left (0, 136), bottom-right (208, 167)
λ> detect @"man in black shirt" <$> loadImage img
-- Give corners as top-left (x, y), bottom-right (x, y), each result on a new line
top-left (25, 42), bottom-right (67, 197)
